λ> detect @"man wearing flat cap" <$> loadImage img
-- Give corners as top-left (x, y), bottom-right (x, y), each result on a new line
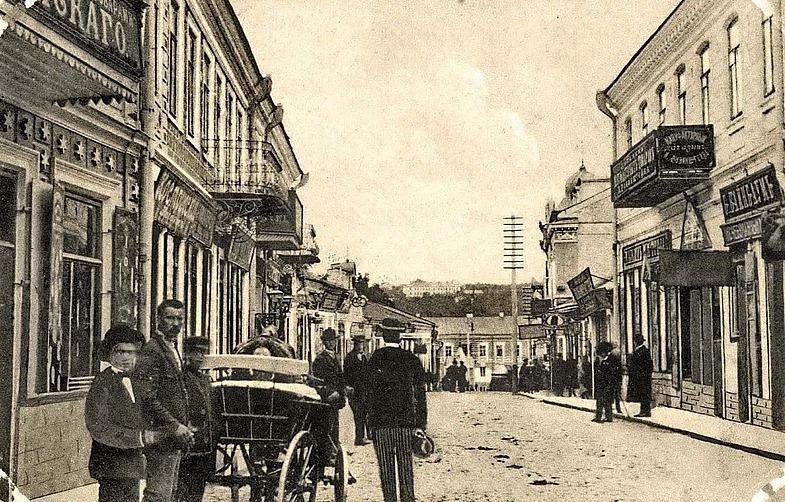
top-left (175, 336), bottom-right (213, 502)
top-left (344, 334), bottom-right (371, 446)
top-left (366, 318), bottom-right (428, 502)
top-left (312, 328), bottom-right (346, 463)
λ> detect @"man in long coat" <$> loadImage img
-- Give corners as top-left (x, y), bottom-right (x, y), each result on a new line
top-left (344, 334), bottom-right (371, 445)
top-left (627, 334), bottom-right (654, 417)
top-left (312, 328), bottom-right (346, 463)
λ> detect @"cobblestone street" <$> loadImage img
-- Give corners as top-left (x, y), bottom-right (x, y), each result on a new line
top-left (203, 391), bottom-right (782, 501)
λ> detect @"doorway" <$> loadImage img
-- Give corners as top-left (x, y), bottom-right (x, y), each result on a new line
top-left (0, 171), bottom-right (17, 498)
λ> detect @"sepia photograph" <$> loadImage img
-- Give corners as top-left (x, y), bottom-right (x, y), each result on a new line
top-left (1, 0), bottom-right (785, 500)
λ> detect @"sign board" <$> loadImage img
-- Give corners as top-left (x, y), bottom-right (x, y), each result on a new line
top-left (576, 289), bottom-right (612, 318)
top-left (567, 268), bottom-right (594, 302)
top-left (519, 324), bottom-right (546, 340)
top-left (681, 198), bottom-right (711, 250)
top-left (155, 169), bottom-right (215, 246)
top-left (658, 250), bottom-right (734, 287)
top-left (228, 227), bottom-right (255, 270)
top-left (622, 230), bottom-right (672, 269)
top-left (720, 165), bottom-right (782, 221)
top-left (531, 299), bottom-right (552, 316)
top-left (721, 215), bottom-right (763, 246)
top-left (32, 0), bottom-right (143, 77)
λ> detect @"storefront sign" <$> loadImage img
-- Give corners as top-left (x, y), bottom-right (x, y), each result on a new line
top-left (577, 288), bottom-right (612, 318)
top-left (567, 268), bottom-right (594, 302)
top-left (721, 215), bottom-right (763, 246)
top-left (622, 230), bottom-right (672, 269)
top-left (155, 169), bottom-right (215, 246)
top-left (659, 250), bottom-right (734, 287)
top-left (32, 0), bottom-right (142, 76)
top-left (681, 197), bottom-right (711, 250)
top-left (228, 227), bottom-right (254, 270)
top-left (112, 208), bottom-right (138, 326)
top-left (531, 299), bottom-right (552, 316)
top-left (519, 324), bottom-right (546, 340)
top-left (720, 165), bottom-right (782, 221)
top-left (612, 125), bottom-right (715, 208)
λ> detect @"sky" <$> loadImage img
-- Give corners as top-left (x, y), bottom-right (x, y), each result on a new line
top-left (232, 0), bottom-right (681, 285)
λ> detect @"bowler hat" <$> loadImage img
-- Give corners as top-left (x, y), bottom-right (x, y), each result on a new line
top-left (184, 336), bottom-right (210, 352)
top-left (102, 325), bottom-right (144, 360)
top-left (321, 328), bottom-right (338, 341)
top-left (378, 317), bottom-right (406, 332)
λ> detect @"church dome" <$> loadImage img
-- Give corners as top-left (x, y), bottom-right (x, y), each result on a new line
top-left (564, 161), bottom-right (598, 199)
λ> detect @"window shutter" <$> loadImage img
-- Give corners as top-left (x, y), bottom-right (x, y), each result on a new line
top-left (47, 184), bottom-right (65, 392)
top-left (112, 208), bottom-right (139, 327)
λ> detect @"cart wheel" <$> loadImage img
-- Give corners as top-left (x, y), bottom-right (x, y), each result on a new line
top-left (276, 431), bottom-right (318, 502)
top-left (333, 444), bottom-right (348, 502)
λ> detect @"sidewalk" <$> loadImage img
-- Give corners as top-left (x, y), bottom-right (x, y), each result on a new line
top-left (521, 391), bottom-right (785, 462)
top-left (29, 483), bottom-right (97, 502)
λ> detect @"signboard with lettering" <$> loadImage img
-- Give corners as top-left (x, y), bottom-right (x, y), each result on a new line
top-left (721, 215), bottom-right (763, 246)
top-left (577, 289), bottom-right (612, 318)
top-left (567, 268), bottom-right (594, 302)
top-left (681, 198), bottom-right (711, 250)
top-left (612, 125), bottom-right (715, 208)
top-left (720, 165), bottom-right (782, 221)
top-left (622, 230), bottom-right (672, 269)
top-left (228, 227), bottom-right (255, 270)
top-left (155, 169), bottom-right (216, 246)
top-left (31, 0), bottom-right (143, 77)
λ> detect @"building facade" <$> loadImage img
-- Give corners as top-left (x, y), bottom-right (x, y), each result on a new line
top-left (401, 279), bottom-right (463, 297)
top-left (598, 0), bottom-right (785, 429)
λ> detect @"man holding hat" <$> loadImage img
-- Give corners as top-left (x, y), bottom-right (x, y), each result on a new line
top-left (312, 327), bottom-right (346, 463)
top-left (344, 334), bottom-right (371, 446)
top-left (175, 336), bottom-right (213, 502)
top-left (85, 325), bottom-right (160, 502)
top-left (366, 318), bottom-right (428, 502)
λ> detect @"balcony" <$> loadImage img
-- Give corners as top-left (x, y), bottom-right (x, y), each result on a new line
top-left (611, 125), bottom-right (715, 208)
top-left (210, 152), bottom-right (302, 250)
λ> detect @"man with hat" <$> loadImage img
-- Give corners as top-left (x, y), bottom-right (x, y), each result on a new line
top-left (175, 336), bottom-right (213, 502)
top-left (312, 327), bottom-right (346, 463)
top-left (366, 318), bottom-right (428, 502)
top-left (85, 325), bottom-right (161, 502)
top-left (344, 333), bottom-right (371, 446)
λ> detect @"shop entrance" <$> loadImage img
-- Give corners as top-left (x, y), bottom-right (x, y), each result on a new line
top-left (0, 171), bottom-right (16, 497)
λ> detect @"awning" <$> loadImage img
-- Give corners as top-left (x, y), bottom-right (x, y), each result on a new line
top-left (659, 250), bottom-right (734, 287)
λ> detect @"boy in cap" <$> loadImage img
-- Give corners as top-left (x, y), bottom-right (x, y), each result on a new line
top-left (84, 325), bottom-right (161, 502)
top-left (175, 336), bottom-right (214, 502)
top-left (366, 318), bottom-right (428, 502)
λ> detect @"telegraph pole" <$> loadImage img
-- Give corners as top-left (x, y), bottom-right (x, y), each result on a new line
top-left (504, 216), bottom-right (524, 394)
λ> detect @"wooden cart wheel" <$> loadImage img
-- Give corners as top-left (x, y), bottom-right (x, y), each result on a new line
top-left (276, 431), bottom-right (318, 502)
top-left (333, 444), bottom-right (348, 502)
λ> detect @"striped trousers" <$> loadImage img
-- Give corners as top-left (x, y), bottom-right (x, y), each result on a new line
top-left (372, 427), bottom-right (415, 502)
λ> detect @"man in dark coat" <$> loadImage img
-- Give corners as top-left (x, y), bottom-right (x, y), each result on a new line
top-left (627, 334), bottom-right (654, 417)
top-left (312, 327), bottom-right (346, 463)
top-left (85, 325), bottom-right (162, 502)
top-left (175, 336), bottom-right (214, 502)
top-left (344, 334), bottom-right (371, 446)
top-left (444, 359), bottom-right (459, 392)
top-left (137, 299), bottom-right (194, 502)
top-left (593, 341), bottom-right (621, 423)
top-left (366, 318), bottom-right (428, 502)
top-left (458, 361), bottom-right (468, 392)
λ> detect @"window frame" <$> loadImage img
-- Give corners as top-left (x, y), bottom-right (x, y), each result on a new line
top-left (699, 45), bottom-right (710, 125)
top-left (676, 65), bottom-right (687, 125)
top-left (728, 18), bottom-right (742, 119)
top-left (763, 15), bottom-right (775, 97)
top-left (640, 101), bottom-right (649, 136)
top-left (166, 0), bottom-right (179, 118)
top-left (656, 84), bottom-right (666, 125)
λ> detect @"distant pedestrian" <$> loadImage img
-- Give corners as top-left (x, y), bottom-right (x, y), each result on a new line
top-left (85, 325), bottom-right (161, 502)
top-left (518, 358), bottom-right (531, 393)
top-left (578, 355), bottom-right (592, 399)
top-left (565, 357), bottom-right (578, 397)
top-left (137, 299), bottom-right (194, 502)
top-left (312, 328), bottom-right (346, 465)
top-left (609, 346), bottom-right (623, 413)
top-left (458, 361), bottom-right (468, 392)
top-left (344, 334), bottom-right (371, 446)
top-left (445, 360), bottom-right (459, 392)
top-left (175, 336), bottom-right (213, 502)
top-left (593, 341), bottom-right (620, 423)
top-left (531, 359), bottom-right (543, 392)
top-left (627, 334), bottom-right (653, 417)
top-left (367, 318), bottom-right (428, 502)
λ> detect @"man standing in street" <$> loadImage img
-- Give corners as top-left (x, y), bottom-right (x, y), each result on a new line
top-left (137, 299), bottom-right (194, 502)
top-left (627, 334), bottom-right (654, 417)
top-left (458, 360), bottom-right (468, 392)
top-left (344, 334), bottom-right (371, 446)
top-left (366, 318), bottom-right (428, 502)
top-left (176, 336), bottom-right (213, 502)
top-left (312, 328), bottom-right (346, 464)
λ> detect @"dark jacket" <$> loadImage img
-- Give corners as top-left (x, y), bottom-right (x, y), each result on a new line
top-left (366, 346), bottom-right (427, 430)
top-left (595, 355), bottom-right (622, 402)
top-left (85, 368), bottom-right (146, 480)
top-left (183, 368), bottom-right (213, 456)
top-left (626, 344), bottom-right (653, 403)
top-left (343, 348), bottom-right (368, 401)
top-left (136, 333), bottom-right (189, 449)
top-left (312, 349), bottom-right (346, 409)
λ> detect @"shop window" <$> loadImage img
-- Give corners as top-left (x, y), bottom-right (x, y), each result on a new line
top-left (763, 15), bottom-right (775, 96)
top-left (52, 194), bottom-right (102, 392)
top-left (679, 287), bottom-right (719, 386)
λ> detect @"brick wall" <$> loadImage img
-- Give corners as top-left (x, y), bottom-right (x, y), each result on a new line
top-left (752, 396), bottom-right (773, 429)
top-left (652, 372), bottom-right (680, 408)
top-left (725, 392), bottom-right (740, 422)
top-left (680, 381), bottom-right (715, 416)
top-left (16, 400), bottom-right (93, 498)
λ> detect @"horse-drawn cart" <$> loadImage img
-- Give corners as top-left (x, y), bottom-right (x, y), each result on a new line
top-left (201, 354), bottom-right (349, 502)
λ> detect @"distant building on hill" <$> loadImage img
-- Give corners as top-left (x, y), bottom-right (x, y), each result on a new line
top-left (402, 279), bottom-right (463, 297)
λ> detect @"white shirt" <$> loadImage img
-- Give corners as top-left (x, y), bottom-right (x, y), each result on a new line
top-left (110, 366), bottom-right (136, 403)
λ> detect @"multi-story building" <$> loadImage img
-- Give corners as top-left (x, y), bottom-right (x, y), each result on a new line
top-left (0, 0), bottom-right (318, 497)
top-left (597, 0), bottom-right (785, 429)
top-left (401, 279), bottom-right (463, 297)
top-left (538, 163), bottom-right (614, 365)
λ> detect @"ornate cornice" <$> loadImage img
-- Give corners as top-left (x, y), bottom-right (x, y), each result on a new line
top-left (606, 0), bottom-right (723, 106)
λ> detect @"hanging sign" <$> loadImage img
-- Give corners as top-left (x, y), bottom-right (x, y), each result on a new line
top-left (155, 169), bottom-right (215, 246)
top-left (681, 197), bottom-right (711, 250)
top-left (720, 165), bottom-right (782, 221)
top-left (721, 215), bottom-right (763, 246)
top-left (622, 230), bottom-right (672, 269)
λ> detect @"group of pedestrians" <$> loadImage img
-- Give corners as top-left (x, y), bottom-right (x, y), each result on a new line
top-left (593, 335), bottom-right (653, 422)
top-left (441, 359), bottom-right (469, 392)
top-left (517, 358), bottom-right (548, 393)
top-left (84, 299), bottom-right (214, 502)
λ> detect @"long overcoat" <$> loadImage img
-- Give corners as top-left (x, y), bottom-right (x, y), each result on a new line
top-left (626, 344), bottom-right (653, 403)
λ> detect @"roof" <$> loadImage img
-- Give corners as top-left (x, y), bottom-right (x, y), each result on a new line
top-left (430, 316), bottom-right (529, 335)
top-left (362, 302), bottom-right (436, 329)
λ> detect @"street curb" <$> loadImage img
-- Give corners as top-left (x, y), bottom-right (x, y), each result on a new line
top-left (519, 394), bottom-right (785, 463)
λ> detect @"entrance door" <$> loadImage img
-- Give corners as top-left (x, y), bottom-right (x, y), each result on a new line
top-left (711, 288), bottom-right (724, 417)
top-left (735, 261), bottom-right (751, 422)
top-left (0, 172), bottom-right (17, 498)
